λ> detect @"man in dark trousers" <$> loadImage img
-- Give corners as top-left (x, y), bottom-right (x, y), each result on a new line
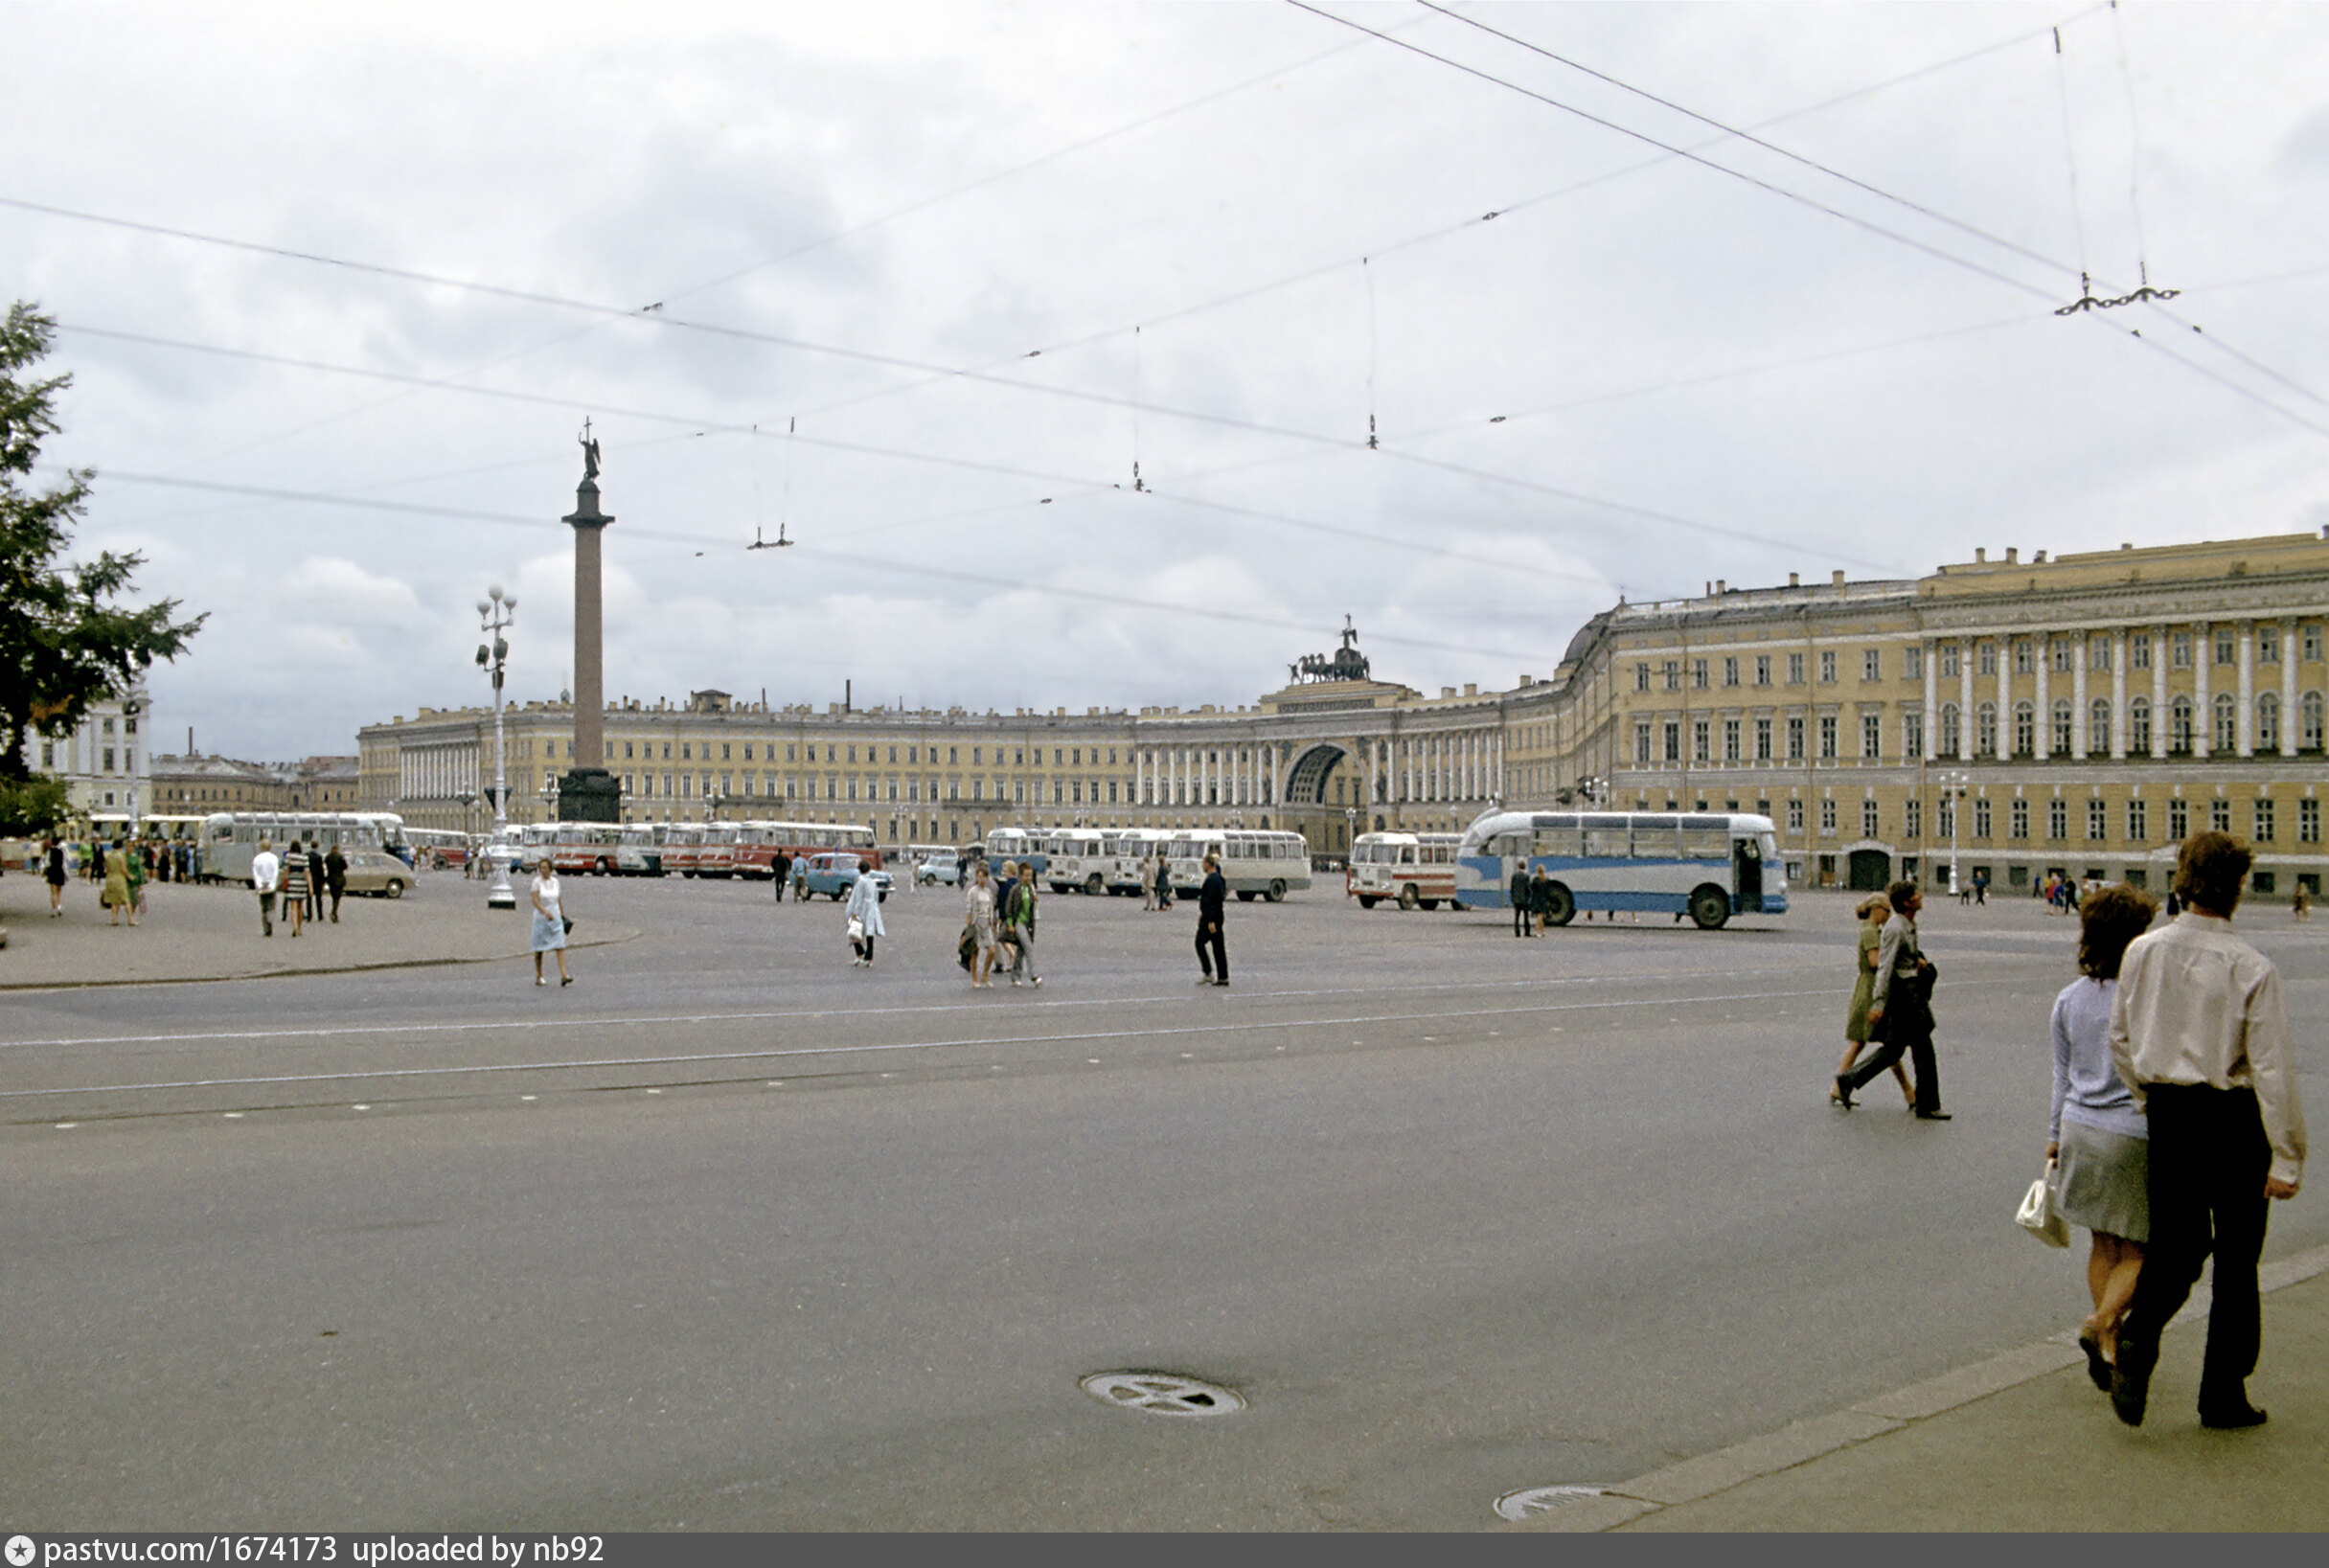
top-left (1836, 880), bottom-right (1948, 1119)
top-left (2107, 832), bottom-right (2305, 1429)
top-left (1196, 852), bottom-right (1228, 987)
top-left (770, 852), bottom-right (790, 902)
top-left (323, 842), bottom-right (347, 922)
top-left (1511, 857), bottom-right (1532, 938)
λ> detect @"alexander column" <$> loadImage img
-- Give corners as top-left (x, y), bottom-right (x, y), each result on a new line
top-left (557, 422), bottom-right (622, 823)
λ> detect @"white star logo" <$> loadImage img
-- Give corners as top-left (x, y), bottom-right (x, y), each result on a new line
top-left (6, 1535), bottom-right (36, 1567)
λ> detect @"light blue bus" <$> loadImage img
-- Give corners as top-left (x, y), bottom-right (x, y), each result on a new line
top-left (1453, 810), bottom-right (1786, 929)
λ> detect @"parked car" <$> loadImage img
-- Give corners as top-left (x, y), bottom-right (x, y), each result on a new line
top-left (916, 852), bottom-right (961, 887)
top-left (340, 848), bottom-right (415, 898)
top-left (799, 852), bottom-right (892, 902)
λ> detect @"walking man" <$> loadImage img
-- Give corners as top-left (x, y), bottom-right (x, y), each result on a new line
top-left (324, 841), bottom-right (347, 922)
top-left (1196, 852), bottom-right (1228, 986)
top-left (1836, 880), bottom-right (1948, 1119)
top-left (251, 837), bottom-right (281, 938)
top-left (1511, 856), bottom-right (1532, 938)
top-left (2107, 832), bottom-right (2305, 1428)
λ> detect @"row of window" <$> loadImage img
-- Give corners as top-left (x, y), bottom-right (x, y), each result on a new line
top-left (1772, 794), bottom-right (2321, 846)
top-left (604, 739), bottom-right (1125, 768)
top-left (1635, 625), bottom-right (2329, 694)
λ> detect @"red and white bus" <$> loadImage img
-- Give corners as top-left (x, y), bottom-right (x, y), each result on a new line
top-left (551, 823), bottom-right (623, 875)
top-left (1347, 831), bottom-right (1461, 910)
top-left (723, 819), bottom-right (885, 879)
top-left (661, 823), bottom-right (706, 876)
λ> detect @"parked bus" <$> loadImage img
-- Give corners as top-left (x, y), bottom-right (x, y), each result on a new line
top-left (196, 811), bottom-right (403, 884)
top-left (617, 823), bottom-right (668, 876)
top-left (662, 823), bottom-right (706, 876)
top-left (1164, 829), bottom-right (1312, 901)
top-left (1452, 810), bottom-right (1787, 929)
top-left (401, 827), bottom-right (470, 869)
top-left (552, 823), bottom-right (623, 875)
top-left (696, 822), bottom-right (740, 878)
top-left (1108, 828), bottom-right (1171, 895)
top-left (727, 819), bottom-right (881, 878)
top-left (1347, 831), bottom-right (1462, 910)
top-left (983, 827), bottom-right (1051, 878)
top-left (1045, 829), bottom-right (1112, 894)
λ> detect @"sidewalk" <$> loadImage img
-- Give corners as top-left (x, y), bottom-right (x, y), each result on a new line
top-left (0, 874), bottom-right (636, 989)
top-left (1512, 1244), bottom-right (2329, 1532)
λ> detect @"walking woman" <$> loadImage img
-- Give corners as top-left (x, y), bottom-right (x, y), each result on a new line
top-left (126, 840), bottom-right (148, 920)
top-left (531, 860), bottom-right (572, 986)
top-left (2047, 882), bottom-right (2158, 1390)
top-left (101, 840), bottom-right (133, 926)
top-left (44, 834), bottom-right (68, 917)
top-left (965, 859), bottom-right (1000, 988)
top-left (845, 857), bottom-right (886, 966)
top-left (1832, 896), bottom-right (1912, 1106)
top-left (281, 839), bottom-right (308, 937)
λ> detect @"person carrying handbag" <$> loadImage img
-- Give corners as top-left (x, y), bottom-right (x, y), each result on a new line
top-left (1836, 880), bottom-right (1949, 1119)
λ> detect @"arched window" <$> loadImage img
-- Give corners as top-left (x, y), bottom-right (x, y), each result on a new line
top-left (2256, 691), bottom-right (2280, 751)
top-left (1976, 701), bottom-right (1998, 758)
top-left (2170, 694), bottom-right (2194, 754)
top-left (2051, 699), bottom-right (2074, 754)
top-left (2130, 695), bottom-right (2153, 754)
top-left (2302, 690), bottom-right (2325, 751)
top-left (2013, 699), bottom-right (2036, 757)
top-left (2213, 692), bottom-right (2237, 752)
top-left (1940, 702), bottom-right (1961, 757)
top-left (2089, 698), bottom-right (2112, 753)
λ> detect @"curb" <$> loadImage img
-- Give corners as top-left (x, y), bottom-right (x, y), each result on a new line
top-left (0, 927), bottom-right (644, 993)
top-left (1505, 1240), bottom-right (2329, 1532)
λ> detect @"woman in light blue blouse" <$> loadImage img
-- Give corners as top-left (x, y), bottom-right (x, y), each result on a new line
top-left (2046, 883), bottom-right (2159, 1390)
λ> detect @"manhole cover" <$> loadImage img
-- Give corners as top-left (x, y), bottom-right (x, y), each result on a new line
top-left (1493, 1485), bottom-right (1608, 1521)
top-left (1079, 1371), bottom-right (1245, 1418)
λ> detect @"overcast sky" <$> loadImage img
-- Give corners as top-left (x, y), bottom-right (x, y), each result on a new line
top-left (10, 2), bottom-right (2328, 761)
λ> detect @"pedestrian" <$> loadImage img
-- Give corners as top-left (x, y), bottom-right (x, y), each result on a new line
top-left (101, 840), bottom-right (132, 926)
top-left (1510, 855), bottom-right (1532, 938)
top-left (281, 839), bottom-right (308, 937)
top-left (531, 860), bottom-right (572, 987)
top-left (1195, 851), bottom-right (1228, 987)
top-left (1832, 895), bottom-right (1913, 1108)
top-left (126, 839), bottom-right (148, 920)
top-left (44, 834), bottom-right (68, 917)
top-left (251, 837), bottom-right (281, 938)
top-left (1141, 854), bottom-right (1158, 912)
top-left (2163, 887), bottom-right (2181, 919)
top-left (88, 836), bottom-right (105, 886)
top-left (1974, 870), bottom-right (1988, 907)
top-left (1004, 862), bottom-right (1041, 987)
top-left (2292, 883), bottom-right (2311, 922)
top-left (791, 855), bottom-right (811, 902)
top-left (2106, 832), bottom-right (2305, 1429)
top-left (1835, 880), bottom-right (1949, 1119)
top-left (307, 842), bottom-right (327, 922)
top-left (771, 851), bottom-right (791, 901)
top-left (324, 841), bottom-right (347, 922)
top-left (845, 856), bottom-right (885, 966)
top-left (1530, 865), bottom-right (1551, 935)
top-left (964, 859), bottom-right (1000, 988)
top-left (2046, 882), bottom-right (2159, 1393)
top-left (1154, 853), bottom-right (1174, 910)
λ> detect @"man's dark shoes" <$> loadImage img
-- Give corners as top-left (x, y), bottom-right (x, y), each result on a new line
top-left (2199, 1396), bottom-right (2269, 1429)
top-left (2110, 1340), bottom-right (2155, 1427)
top-left (2077, 1332), bottom-right (2112, 1393)
top-left (1833, 1075), bottom-right (1855, 1109)
top-left (1915, 1108), bottom-right (1952, 1120)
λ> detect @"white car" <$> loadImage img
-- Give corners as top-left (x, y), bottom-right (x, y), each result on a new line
top-left (916, 852), bottom-right (961, 887)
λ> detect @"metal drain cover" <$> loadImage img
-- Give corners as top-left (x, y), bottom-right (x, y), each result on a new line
top-left (1080, 1371), bottom-right (1245, 1418)
top-left (1493, 1485), bottom-right (1608, 1521)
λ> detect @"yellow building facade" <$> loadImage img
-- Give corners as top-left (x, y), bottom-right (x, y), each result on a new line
top-left (359, 529), bottom-right (2329, 898)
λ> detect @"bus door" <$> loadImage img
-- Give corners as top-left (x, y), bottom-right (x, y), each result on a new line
top-left (1734, 833), bottom-right (1764, 912)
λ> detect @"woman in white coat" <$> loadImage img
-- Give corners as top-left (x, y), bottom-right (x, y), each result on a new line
top-left (845, 857), bottom-right (887, 966)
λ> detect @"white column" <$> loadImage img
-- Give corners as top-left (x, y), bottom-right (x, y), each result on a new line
top-left (2152, 626), bottom-right (2169, 760)
top-left (2034, 638), bottom-right (2051, 761)
top-left (2237, 622), bottom-right (2254, 757)
top-left (1922, 641), bottom-right (1938, 761)
top-left (2282, 621), bottom-right (2301, 758)
top-left (1957, 640), bottom-right (1975, 761)
top-left (2193, 624), bottom-right (2211, 758)
top-left (2111, 631), bottom-right (2128, 761)
top-left (2072, 637), bottom-right (2089, 760)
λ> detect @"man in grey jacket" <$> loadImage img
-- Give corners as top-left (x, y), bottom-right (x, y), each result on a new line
top-left (1836, 880), bottom-right (1949, 1119)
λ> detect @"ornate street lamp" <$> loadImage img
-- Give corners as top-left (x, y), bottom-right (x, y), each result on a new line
top-left (1936, 767), bottom-right (1969, 898)
top-left (477, 586), bottom-right (518, 909)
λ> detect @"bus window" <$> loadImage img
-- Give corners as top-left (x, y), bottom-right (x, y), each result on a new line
top-left (1678, 826), bottom-right (1730, 860)
top-left (1533, 825), bottom-right (1582, 857)
top-left (1584, 824), bottom-right (1633, 859)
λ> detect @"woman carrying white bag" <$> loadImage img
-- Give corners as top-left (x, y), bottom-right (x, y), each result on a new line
top-left (845, 858), bottom-right (886, 967)
top-left (2043, 884), bottom-right (2160, 1394)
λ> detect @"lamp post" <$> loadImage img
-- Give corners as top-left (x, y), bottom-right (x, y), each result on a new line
top-left (1936, 767), bottom-right (1968, 898)
top-left (456, 791), bottom-right (477, 878)
top-left (477, 586), bottom-right (517, 909)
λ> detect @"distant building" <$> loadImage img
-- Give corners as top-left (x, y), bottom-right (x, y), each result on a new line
top-left (147, 754), bottom-right (361, 818)
top-left (357, 530), bottom-right (2329, 898)
top-left (20, 684), bottom-right (151, 829)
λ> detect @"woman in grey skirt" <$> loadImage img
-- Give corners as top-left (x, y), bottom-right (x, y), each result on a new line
top-left (2045, 883), bottom-right (2159, 1389)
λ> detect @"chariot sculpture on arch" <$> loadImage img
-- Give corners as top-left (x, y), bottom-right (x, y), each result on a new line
top-left (1291, 616), bottom-right (1371, 685)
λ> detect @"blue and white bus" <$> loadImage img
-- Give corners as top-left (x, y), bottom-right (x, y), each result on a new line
top-left (1453, 810), bottom-right (1786, 929)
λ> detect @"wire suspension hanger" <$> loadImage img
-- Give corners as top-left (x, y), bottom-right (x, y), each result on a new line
top-left (2051, 16), bottom-right (2177, 315)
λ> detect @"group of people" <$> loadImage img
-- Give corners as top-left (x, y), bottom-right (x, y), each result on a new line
top-left (247, 837), bottom-right (349, 937)
top-left (35, 833), bottom-right (197, 924)
top-left (1826, 832), bottom-right (2305, 1429)
top-left (1138, 854), bottom-right (1175, 911)
top-left (959, 857), bottom-right (1041, 988)
top-left (1506, 862), bottom-right (1556, 936)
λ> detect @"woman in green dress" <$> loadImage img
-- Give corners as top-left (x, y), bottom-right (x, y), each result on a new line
top-left (1832, 896), bottom-right (1910, 1105)
top-left (102, 840), bottom-right (135, 927)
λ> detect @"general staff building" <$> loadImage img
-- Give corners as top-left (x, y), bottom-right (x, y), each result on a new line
top-left (360, 528), bottom-right (2329, 899)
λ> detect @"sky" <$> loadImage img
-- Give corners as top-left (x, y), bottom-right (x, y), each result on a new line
top-left (8, 1), bottom-right (2329, 761)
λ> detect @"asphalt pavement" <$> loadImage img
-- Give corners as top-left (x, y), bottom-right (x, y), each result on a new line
top-left (2, 873), bottom-right (2320, 1530)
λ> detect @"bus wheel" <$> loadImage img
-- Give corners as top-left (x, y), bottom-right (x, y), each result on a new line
top-left (1238, 890), bottom-right (1257, 901)
top-left (595, 857), bottom-right (612, 875)
top-left (1267, 880), bottom-right (1287, 903)
top-left (1086, 874), bottom-right (1105, 896)
top-left (1357, 895), bottom-right (1379, 909)
top-left (1541, 883), bottom-right (1576, 926)
top-left (1689, 885), bottom-right (1731, 929)
top-left (1397, 883), bottom-right (1420, 911)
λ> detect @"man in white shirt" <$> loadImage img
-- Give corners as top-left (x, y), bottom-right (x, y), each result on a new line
top-left (2107, 832), bottom-right (2306, 1428)
top-left (250, 839), bottom-right (281, 938)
